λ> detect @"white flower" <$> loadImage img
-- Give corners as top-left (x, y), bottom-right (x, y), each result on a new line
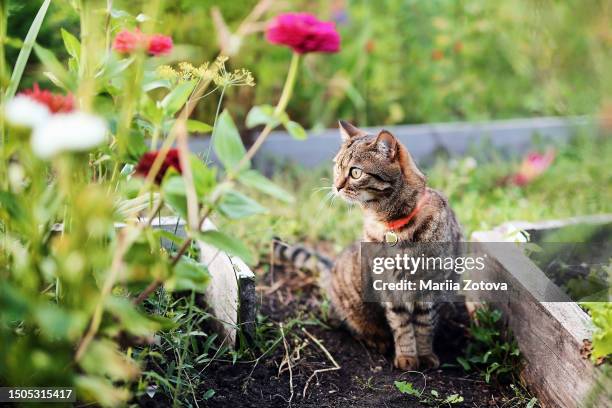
top-left (4, 95), bottom-right (51, 128)
top-left (31, 111), bottom-right (108, 159)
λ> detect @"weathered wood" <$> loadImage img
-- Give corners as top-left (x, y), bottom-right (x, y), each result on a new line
top-left (188, 115), bottom-right (592, 169)
top-left (198, 219), bottom-right (257, 347)
top-left (472, 216), bottom-right (612, 408)
top-left (136, 217), bottom-right (256, 348)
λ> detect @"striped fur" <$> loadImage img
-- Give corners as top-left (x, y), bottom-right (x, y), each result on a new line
top-left (277, 122), bottom-right (463, 371)
top-left (273, 239), bottom-right (333, 275)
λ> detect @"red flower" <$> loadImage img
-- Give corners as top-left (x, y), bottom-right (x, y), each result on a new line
top-left (266, 13), bottom-right (340, 54)
top-left (113, 29), bottom-right (145, 54)
top-left (511, 149), bottom-right (555, 186)
top-left (135, 149), bottom-right (182, 184)
top-left (21, 84), bottom-right (74, 113)
top-left (147, 34), bottom-right (173, 56)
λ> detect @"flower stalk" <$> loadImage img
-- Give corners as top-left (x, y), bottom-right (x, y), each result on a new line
top-left (134, 52), bottom-right (302, 304)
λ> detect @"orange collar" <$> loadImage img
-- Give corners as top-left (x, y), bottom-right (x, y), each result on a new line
top-left (385, 191), bottom-right (430, 231)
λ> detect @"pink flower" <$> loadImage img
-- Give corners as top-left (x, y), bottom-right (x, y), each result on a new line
top-left (147, 34), bottom-right (173, 56)
top-left (112, 29), bottom-right (173, 57)
top-left (266, 13), bottom-right (340, 54)
top-left (512, 149), bottom-right (555, 186)
top-left (113, 29), bottom-right (144, 54)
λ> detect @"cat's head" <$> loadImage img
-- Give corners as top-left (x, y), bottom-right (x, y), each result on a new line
top-left (333, 121), bottom-right (425, 207)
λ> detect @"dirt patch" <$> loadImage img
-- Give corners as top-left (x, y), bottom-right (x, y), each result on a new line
top-left (195, 264), bottom-right (518, 408)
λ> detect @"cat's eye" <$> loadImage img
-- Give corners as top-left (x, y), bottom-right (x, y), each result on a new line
top-left (349, 167), bottom-right (363, 179)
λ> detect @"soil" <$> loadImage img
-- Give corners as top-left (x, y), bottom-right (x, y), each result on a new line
top-left (194, 264), bottom-right (518, 408)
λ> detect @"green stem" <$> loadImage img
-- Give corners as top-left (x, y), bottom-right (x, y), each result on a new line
top-left (238, 52), bottom-right (300, 168)
top-left (104, 0), bottom-right (113, 55)
top-left (205, 84), bottom-right (227, 164)
top-left (150, 124), bottom-right (160, 151)
top-left (134, 53), bottom-right (302, 304)
top-left (274, 52), bottom-right (299, 115)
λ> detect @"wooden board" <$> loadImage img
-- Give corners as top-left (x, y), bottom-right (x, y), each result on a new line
top-left (188, 115), bottom-right (592, 169)
top-left (472, 216), bottom-right (612, 408)
top-left (150, 217), bottom-right (256, 348)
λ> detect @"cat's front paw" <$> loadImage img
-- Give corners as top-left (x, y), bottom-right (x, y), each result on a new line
top-left (419, 353), bottom-right (440, 369)
top-left (394, 354), bottom-right (419, 370)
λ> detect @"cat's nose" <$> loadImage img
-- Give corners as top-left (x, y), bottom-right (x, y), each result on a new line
top-left (335, 179), bottom-right (347, 191)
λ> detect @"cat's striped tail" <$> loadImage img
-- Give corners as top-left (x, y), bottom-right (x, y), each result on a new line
top-left (272, 238), bottom-right (334, 276)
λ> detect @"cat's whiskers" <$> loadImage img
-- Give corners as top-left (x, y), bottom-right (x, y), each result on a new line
top-left (317, 190), bottom-right (337, 212)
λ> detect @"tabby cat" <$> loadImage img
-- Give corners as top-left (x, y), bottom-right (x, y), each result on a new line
top-left (275, 121), bottom-right (463, 370)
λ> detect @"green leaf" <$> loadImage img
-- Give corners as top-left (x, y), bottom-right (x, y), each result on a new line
top-left (0, 191), bottom-right (24, 221)
top-left (99, 55), bottom-right (134, 82)
top-left (218, 190), bottom-right (267, 219)
top-left (33, 43), bottom-right (74, 90)
top-left (189, 155), bottom-right (217, 197)
top-left (80, 339), bottom-right (140, 381)
top-left (75, 375), bottom-right (130, 408)
top-left (61, 28), bottom-right (81, 61)
top-left (581, 302), bottom-right (612, 359)
top-left (0, 282), bottom-right (30, 321)
top-left (203, 389), bottom-right (216, 400)
top-left (526, 397), bottom-right (538, 408)
top-left (162, 176), bottom-right (188, 219)
top-left (456, 356), bottom-right (471, 371)
top-left (34, 304), bottom-right (87, 341)
top-left (238, 169), bottom-right (294, 203)
top-left (394, 381), bottom-right (420, 396)
top-left (187, 120), bottom-right (213, 133)
top-left (5, 0), bottom-right (51, 99)
top-left (105, 296), bottom-right (174, 336)
top-left (213, 110), bottom-right (248, 170)
top-left (154, 229), bottom-right (185, 248)
top-left (444, 394), bottom-right (464, 404)
top-left (141, 94), bottom-right (163, 125)
top-left (125, 129), bottom-right (148, 163)
top-left (193, 230), bottom-right (253, 264)
top-left (245, 104), bottom-right (280, 128)
top-left (167, 256), bottom-right (210, 293)
top-left (285, 120), bottom-right (307, 140)
top-left (160, 80), bottom-right (196, 116)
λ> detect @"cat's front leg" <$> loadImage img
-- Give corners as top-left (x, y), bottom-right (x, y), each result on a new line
top-left (383, 303), bottom-right (419, 370)
top-left (414, 301), bottom-right (440, 369)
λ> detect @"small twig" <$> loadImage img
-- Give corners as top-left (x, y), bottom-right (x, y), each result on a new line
top-left (301, 328), bottom-right (340, 398)
top-left (175, 119), bottom-right (199, 231)
top-left (279, 323), bottom-right (294, 405)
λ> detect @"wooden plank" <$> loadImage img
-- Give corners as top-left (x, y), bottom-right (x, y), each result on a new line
top-left (472, 218), bottom-right (612, 408)
top-left (123, 217), bottom-right (256, 348)
top-left (188, 115), bottom-right (592, 169)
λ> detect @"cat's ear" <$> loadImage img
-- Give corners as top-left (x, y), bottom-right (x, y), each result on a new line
top-left (371, 130), bottom-right (398, 159)
top-left (374, 129), bottom-right (426, 185)
top-left (338, 120), bottom-right (366, 141)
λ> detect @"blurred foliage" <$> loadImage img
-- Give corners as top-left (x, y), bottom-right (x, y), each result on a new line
top-left (9, 0), bottom-right (610, 129)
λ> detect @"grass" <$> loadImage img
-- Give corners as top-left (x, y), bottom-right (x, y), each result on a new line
top-left (220, 131), bottom-right (612, 260)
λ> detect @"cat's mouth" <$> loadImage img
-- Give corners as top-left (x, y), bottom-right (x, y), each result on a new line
top-left (337, 188), bottom-right (375, 204)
